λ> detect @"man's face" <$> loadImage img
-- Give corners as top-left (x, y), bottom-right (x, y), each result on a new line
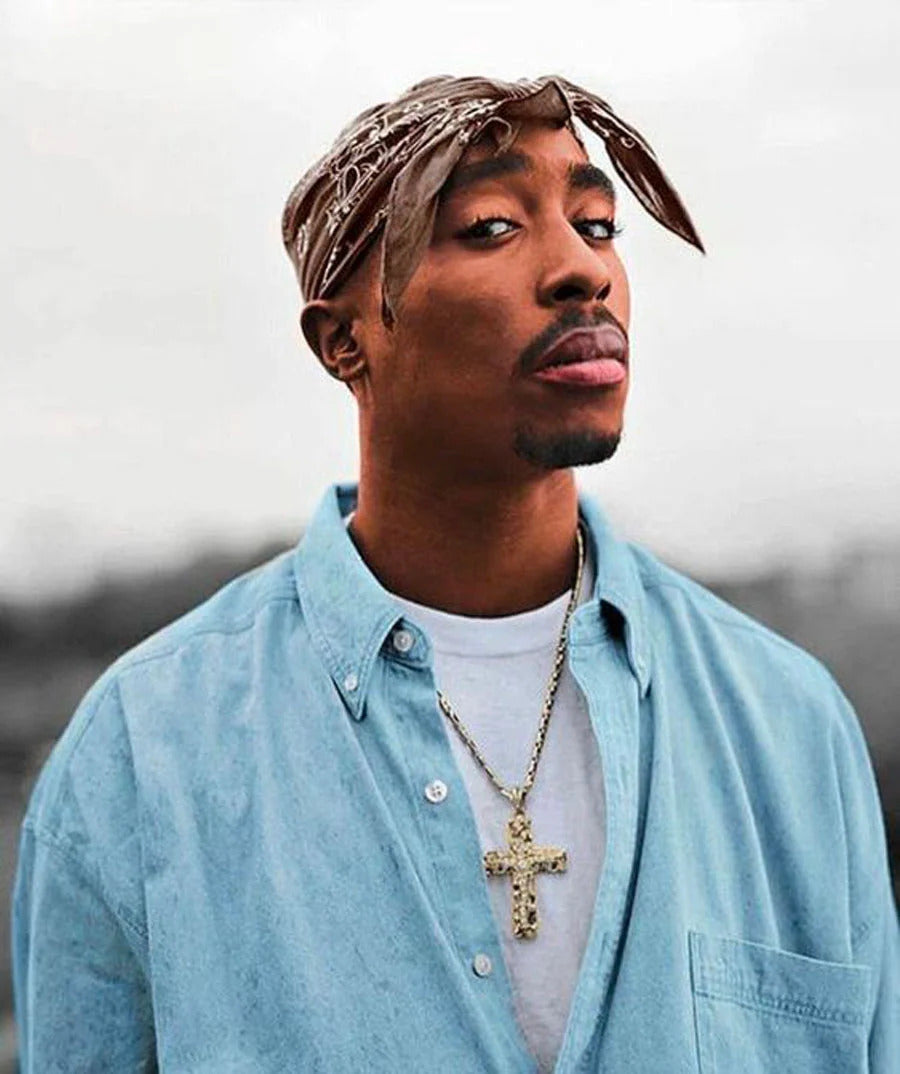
top-left (349, 117), bottom-right (631, 483)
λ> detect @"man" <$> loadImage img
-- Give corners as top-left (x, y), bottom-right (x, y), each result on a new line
top-left (12, 75), bottom-right (897, 1072)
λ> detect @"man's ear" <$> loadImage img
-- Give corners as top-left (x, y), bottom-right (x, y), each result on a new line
top-left (300, 300), bottom-right (367, 385)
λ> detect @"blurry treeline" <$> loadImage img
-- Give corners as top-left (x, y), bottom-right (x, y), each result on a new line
top-left (0, 532), bottom-right (897, 1057)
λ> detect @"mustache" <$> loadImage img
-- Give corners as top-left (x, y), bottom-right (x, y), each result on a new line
top-left (519, 307), bottom-right (628, 374)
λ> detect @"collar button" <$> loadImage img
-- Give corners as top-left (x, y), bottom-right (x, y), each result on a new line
top-left (392, 628), bottom-right (415, 654)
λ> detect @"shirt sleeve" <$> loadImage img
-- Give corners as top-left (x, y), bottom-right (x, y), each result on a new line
top-left (11, 822), bottom-right (158, 1073)
top-left (827, 678), bottom-right (900, 1071)
top-left (862, 863), bottom-right (900, 1073)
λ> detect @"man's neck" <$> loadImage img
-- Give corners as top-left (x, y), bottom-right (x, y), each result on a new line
top-left (347, 466), bottom-right (582, 617)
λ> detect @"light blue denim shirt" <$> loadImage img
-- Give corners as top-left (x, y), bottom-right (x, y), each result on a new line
top-left (12, 481), bottom-right (899, 1072)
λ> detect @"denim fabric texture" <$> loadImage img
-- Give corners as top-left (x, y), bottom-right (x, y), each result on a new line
top-left (11, 480), bottom-right (899, 1072)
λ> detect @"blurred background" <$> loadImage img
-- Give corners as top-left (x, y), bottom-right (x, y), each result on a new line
top-left (1, 0), bottom-right (898, 1064)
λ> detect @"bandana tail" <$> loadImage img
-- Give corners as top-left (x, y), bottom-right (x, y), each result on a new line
top-left (602, 129), bottom-right (706, 254)
top-left (559, 81), bottom-right (704, 254)
top-left (380, 128), bottom-right (472, 327)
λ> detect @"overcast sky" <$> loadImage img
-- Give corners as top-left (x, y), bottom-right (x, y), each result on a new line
top-left (2, 0), bottom-right (898, 600)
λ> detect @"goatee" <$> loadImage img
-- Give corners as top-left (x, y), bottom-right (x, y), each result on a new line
top-left (513, 426), bottom-right (622, 469)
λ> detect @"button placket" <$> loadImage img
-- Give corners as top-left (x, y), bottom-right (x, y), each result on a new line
top-left (386, 661), bottom-right (517, 1041)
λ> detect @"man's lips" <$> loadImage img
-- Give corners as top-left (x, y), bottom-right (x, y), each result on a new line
top-left (527, 324), bottom-right (628, 388)
top-left (530, 324), bottom-right (628, 373)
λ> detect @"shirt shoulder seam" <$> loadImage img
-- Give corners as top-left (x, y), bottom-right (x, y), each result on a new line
top-left (63, 673), bottom-right (121, 765)
top-left (26, 590), bottom-right (299, 895)
top-left (21, 819), bottom-right (149, 943)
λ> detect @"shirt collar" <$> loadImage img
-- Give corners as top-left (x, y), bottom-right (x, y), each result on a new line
top-left (576, 489), bottom-right (653, 698)
top-left (292, 481), bottom-right (652, 720)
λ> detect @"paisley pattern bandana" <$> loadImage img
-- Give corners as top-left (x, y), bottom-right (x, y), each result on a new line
top-left (281, 75), bottom-right (704, 326)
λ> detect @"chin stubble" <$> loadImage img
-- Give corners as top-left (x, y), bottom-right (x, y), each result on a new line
top-left (512, 425), bottom-right (622, 469)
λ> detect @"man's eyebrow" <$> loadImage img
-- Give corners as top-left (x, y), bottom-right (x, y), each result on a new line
top-left (440, 151), bottom-right (616, 202)
top-left (440, 151), bottom-right (531, 197)
top-left (567, 161), bottom-right (616, 202)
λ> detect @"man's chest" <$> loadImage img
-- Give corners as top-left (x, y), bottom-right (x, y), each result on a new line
top-left (127, 640), bottom-right (868, 1073)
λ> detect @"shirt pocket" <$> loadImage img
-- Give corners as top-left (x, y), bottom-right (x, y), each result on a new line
top-left (687, 930), bottom-right (871, 1074)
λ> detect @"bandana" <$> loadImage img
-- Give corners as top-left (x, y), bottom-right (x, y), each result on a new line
top-left (281, 75), bottom-right (704, 326)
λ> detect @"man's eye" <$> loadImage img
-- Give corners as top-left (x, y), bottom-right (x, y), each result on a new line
top-left (458, 216), bottom-right (624, 242)
top-left (576, 217), bottom-right (625, 241)
top-left (460, 217), bottom-right (519, 241)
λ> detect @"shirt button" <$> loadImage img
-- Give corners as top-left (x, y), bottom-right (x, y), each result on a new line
top-left (424, 779), bottom-right (448, 804)
top-left (343, 671), bottom-right (359, 692)
top-left (392, 628), bottom-right (415, 654)
top-left (472, 953), bottom-right (493, 977)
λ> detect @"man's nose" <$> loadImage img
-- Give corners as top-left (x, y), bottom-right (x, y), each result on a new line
top-left (536, 220), bottom-right (614, 306)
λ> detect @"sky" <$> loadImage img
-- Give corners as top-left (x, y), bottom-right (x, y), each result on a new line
top-left (2, 0), bottom-right (899, 599)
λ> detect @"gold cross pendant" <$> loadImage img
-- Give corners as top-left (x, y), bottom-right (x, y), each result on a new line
top-left (483, 807), bottom-right (567, 940)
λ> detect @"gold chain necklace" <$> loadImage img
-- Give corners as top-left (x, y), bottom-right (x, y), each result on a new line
top-left (435, 522), bottom-right (586, 940)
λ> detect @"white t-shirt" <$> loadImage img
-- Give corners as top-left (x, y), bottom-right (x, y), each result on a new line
top-left (346, 514), bottom-right (606, 1072)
